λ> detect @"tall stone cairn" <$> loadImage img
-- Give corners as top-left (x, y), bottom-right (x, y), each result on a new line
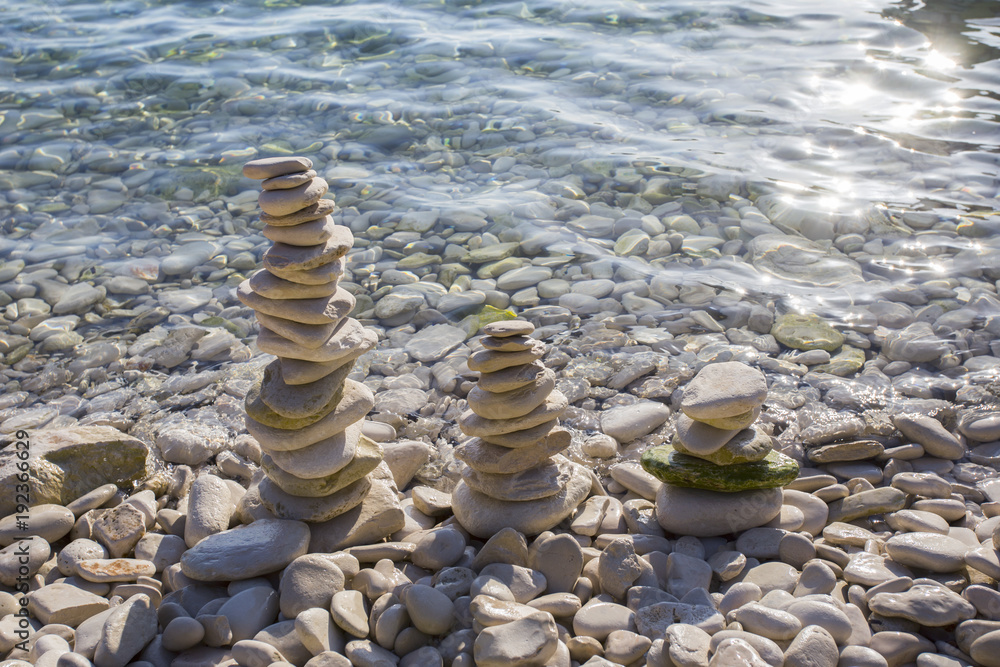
top-left (452, 320), bottom-right (591, 537)
top-left (238, 156), bottom-right (394, 534)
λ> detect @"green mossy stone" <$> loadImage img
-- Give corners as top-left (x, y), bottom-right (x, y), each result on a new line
top-left (463, 242), bottom-right (519, 264)
top-left (641, 444), bottom-right (799, 492)
top-left (813, 345), bottom-right (865, 376)
top-left (461, 304), bottom-right (517, 336)
top-left (771, 313), bottom-right (844, 352)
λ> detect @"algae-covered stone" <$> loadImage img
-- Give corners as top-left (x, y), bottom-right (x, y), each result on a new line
top-left (812, 346), bottom-right (865, 376)
top-left (672, 427), bottom-right (773, 466)
top-left (771, 314), bottom-right (844, 352)
top-left (461, 305), bottom-right (517, 336)
top-left (641, 445), bottom-right (798, 492)
top-left (0, 426), bottom-right (150, 515)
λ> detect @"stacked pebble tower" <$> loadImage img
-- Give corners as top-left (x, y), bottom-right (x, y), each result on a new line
top-left (641, 361), bottom-right (800, 536)
top-left (238, 156), bottom-right (390, 526)
top-left (452, 320), bottom-right (592, 537)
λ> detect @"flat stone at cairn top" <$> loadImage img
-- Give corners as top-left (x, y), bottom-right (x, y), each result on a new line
top-left (680, 361), bottom-right (767, 420)
top-left (243, 156), bottom-right (313, 180)
top-left (482, 320), bottom-right (534, 337)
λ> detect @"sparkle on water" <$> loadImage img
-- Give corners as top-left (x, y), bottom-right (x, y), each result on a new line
top-left (1, 0), bottom-right (1000, 390)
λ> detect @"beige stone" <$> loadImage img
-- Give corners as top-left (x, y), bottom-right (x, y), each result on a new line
top-left (248, 266), bottom-right (341, 300)
top-left (263, 216), bottom-right (340, 247)
top-left (258, 177), bottom-right (329, 216)
top-left (479, 419), bottom-right (559, 448)
top-left (262, 422), bottom-right (363, 479)
top-left (246, 381), bottom-right (373, 452)
top-left (452, 462), bottom-right (591, 538)
top-left (260, 199), bottom-right (335, 227)
top-left (246, 362), bottom-right (351, 428)
top-left (459, 391), bottom-right (568, 439)
top-left (258, 474), bottom-right (371, 523)
top-left (468, 344), bottom-right (545, 373)
top-left (254, 312), bottom-right (340, 349)
top-left (672, 426), bottom-right (773, 465)
top-left (256, 358), bottom-right (353, 419)
top-left (238, 281), bottom-right (354, 325)
top-left (463, 458), bottom-right (574, 501)
top-left (262, 226), bottom-right (352, 272)
top-left (673, 413), bottom-right (739, 456)
top-left (268, 258), bottom-right (350, 285)
top-left (257, 320), bottom-right (377, 364)
top-left (467, 368), bottom-right (556, 420)
top-left (700, 406), bottom-right (761, 431)
top-left (456, 429), bottom-right (570, 474)
top-left (261, 169), bottom-right (316, 190)
top-left (477, 360), bottom-right (549, 393)
top-left (262, 436), bottom-right (382, 497)
top-left (482, 321), bottom-right (534, 337)
top-left (309, 462), bottom-right (405, 552)
top-left (481, 335), bottom-right (535, 352)
top-left (244, 156), bottom-right (312, 180)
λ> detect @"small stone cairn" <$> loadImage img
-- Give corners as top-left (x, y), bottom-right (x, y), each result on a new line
top-left (452, 320), bottom-right (591, 537)
top-left (641, 361), bottom-right (799, 537)
top-left (237, 156), bottom-right (394, 531)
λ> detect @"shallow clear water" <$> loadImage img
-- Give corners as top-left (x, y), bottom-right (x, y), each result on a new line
top-left (2, 0), bottom-right (1000, 387)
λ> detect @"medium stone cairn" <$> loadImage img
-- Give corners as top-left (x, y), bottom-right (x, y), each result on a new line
top-left (237, 156), bottom-right (391, 528)
top-left (641, 361), bottom-right (799, 537)
top-left (452, 320), bottom-right (591, 537)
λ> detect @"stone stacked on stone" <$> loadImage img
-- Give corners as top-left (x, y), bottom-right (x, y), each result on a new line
top-left (452, 320), bottom-right (591, 537)
top-left (237, 156), bottom-right (400, 538)
top-left (641, 361), bottom-right (799, 537)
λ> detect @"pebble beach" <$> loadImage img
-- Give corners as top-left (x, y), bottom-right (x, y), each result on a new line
top-left (3, 0), bottom-right (1000, 666)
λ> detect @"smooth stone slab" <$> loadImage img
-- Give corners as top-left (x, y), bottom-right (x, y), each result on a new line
top-left (452, 463), bottom-right (591, 538)
top-left (309, 462), bottom-right (405, 552)
top-left (279, 352), bottom-right (368, 386)
top-left (27, 582), bottom-right (110, 626)
top-left (268, 257), bottom-right (352, 285)
top-left (474, 611), bottom-right (558, 667)
top-left (468, 343), bottom-right (546, 373)
top-left (771, 313), bottom-right (845, 352)
top-left (655, 484), bottom-right (783, 537)
top-left (642, 445), bottom-right (798, 492)
top-left (253, 359), bottom-right (353, 421)
top-left (601, 401), bottom-right (671, 443)
top-left (262, 225), bottom-right (352, 272)
top-left (673, 426), bottom-right (773, 465)
top-left (478, 361), bottom-right (549, 393)
top-left (456, 429), bottom-right (571, 475)
top-left (827, 487), bottom-right (906, 523)
top-left (700, 407), bottom-right (761, 431)
top-left (248, 266), bottom-right (341, 300)
top-left (94, 594), bottom-right (158, 667)
top-left (238, 281), bottom-right (354, 325)
top-left (467, 368), bottom-right (556, 420)
top-left (255, 312), bottom-right (339, 350)
top-left (259, 473), bottom-right (371, 523)
top-left (262, 435), bottom-right (382, 497)
top-left (263, 422), bottom-right (363, 480)
top-left (868, 584), bottom-right (975, 626)
top-left (680, 361), bottom-right (767, 420)
top-left (478, 419), bottom-right (559, 448)
top-left (884, 533), bottom-right (969, 572)
top-left (246, 381), bottom-right (373, 452)
top-left (258, 177), bottom-right (329, 217)
top-left (673, 414), bottom-right (739, 456)
top-left (244, 156), bottom-right (312, 180)
top-left (482, 320), bottom-right (535, 337)
top-left (261, 169), bottom-right (317, 191)
top-left (481, 334), bottom-right (535, 352)
top-left (260, 199), bottom-right (336, 227)
top-left (180, 519), bottom-right (310, 581)
top-left (463, 458), bottom-right (574, 501)
top-left (261, 215), bottom-right (337, 247)
top-left (460, 391), bottom-right (568, 440)
top-left (807, 439), bottom-right (884, 463)
top-left (257, 319), bottom-right (377, 363)
top-left (893, 414), bottom-right (966, 460)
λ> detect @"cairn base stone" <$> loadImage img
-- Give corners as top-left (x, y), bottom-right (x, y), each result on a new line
top-left (309, 462), bottom-right (405, 551)
top-left (655, 484), bottom-right (783, 537)
top-left (452, 462), bottom-right (592, 538)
